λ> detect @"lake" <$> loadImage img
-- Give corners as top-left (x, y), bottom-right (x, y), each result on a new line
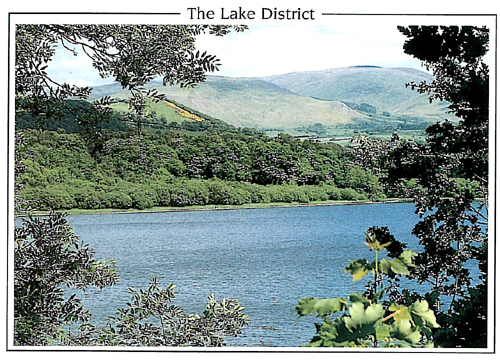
top-left (64, 203), bottom-right (440, 347)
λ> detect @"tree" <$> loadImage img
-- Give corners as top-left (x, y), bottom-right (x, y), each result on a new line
top-left (14, 210), bottom-right (249, 346)
top-left (14, 24), bottom-right (250, 347)
top-left (15, 24), bottom-right (247, 135)
top-left (296, 25), bottom-right (490, 348)
top-left (397, 25), bottom-right (488, 182)
top-left (393, 25), bottom-right (489, 347)
top-left (14, 212), bottom-right (119, 345)
top-left (63, 279), bottom-right (249, 347)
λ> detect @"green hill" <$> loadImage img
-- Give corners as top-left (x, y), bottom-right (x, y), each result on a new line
top-left (17, 129), bottom-right (384, 212)
top-left (107, 96), bottom-right (241, 134)
top-left (261, 66), bottom-right (452, 120)
top-left (92, 76), bottom-right (370, 131)
top-left (15, 99), bottom-right (129, 133)
top-left (88, 66), bottom-right (456, 136)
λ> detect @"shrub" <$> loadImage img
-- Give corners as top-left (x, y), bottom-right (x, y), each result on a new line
top-left (31, 186), bottom-right (77, 210)
top-left (101, 190), bottom-right (133, 209)
top-left (324, 185), bottom-right (342, 201)
top-left (339, 188), bottom-right (361, 201)
top-left (129, 190), bottom-right (156, 210)
top-left (304, 186), bottom-right (329, 202)
top-left (153, 185), bottom-right (172, 207)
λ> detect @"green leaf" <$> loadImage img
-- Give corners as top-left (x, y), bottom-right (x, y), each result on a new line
top-left (344, 259), bottom-right (372, 281)
top-left (375, 323), bottom-right (391, 341)
top-left (314, 298), bottom-right (348, 317)
top-left (399, 250), bottom-right (417, 265)
top-left (390, 319), bottom-right (422, 344)
top-left (379, 250), bottom-right (416, 276)
top-left (295, 297), bottom-right (317, 316)
top-left (312, 316), bottom-right (357, 346)
top-left (388, 303), bottom-right (413, 324)
top-left (295, 297), bottom-right (347, 317)
top-left (380, 258), bottom-right (409, 275)
top-left (410, 300), bottom-right (440, 328)
top-left (344, 302), bottom-right (384, 332)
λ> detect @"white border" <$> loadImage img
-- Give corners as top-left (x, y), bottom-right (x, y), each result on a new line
top-left (3, 5), bottom-right (498, 358)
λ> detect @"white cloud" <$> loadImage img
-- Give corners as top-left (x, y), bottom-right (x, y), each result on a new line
top-left (195, 22), bottom-right (424, 77)
top-left (47, 42), bottom-right (116, 87)
top-left (45, 16), bottom-right (495, 85)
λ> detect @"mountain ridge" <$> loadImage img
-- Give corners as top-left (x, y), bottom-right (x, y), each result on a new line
top-left (88, 66), bottom-right (453, 134)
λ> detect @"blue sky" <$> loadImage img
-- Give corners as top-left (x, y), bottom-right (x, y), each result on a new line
top-left (46, 16), bottom-right (494, 87)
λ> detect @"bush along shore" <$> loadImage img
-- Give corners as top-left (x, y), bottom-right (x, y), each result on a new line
top-left (17, 128), bottom-right (398, 212)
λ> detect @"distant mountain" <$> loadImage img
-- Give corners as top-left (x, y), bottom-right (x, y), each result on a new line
top-left (260, 66), bottom-right (447, 115)
top-left (91, 76), bottom-right (371, 130)
top-left (88, 66), bottom-right (454, 133)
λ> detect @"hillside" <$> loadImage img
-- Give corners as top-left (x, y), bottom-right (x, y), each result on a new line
top-left (88, 66), bottom-right (455, 136)
top-left (91, 76), bottom-right (371, 130)
top-left (261, 66), bottom-right (452, 118)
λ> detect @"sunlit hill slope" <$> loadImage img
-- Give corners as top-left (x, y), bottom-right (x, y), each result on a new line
top-left (88, 66), bottom-right (455, 133)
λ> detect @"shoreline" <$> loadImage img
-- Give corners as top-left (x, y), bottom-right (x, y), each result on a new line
top-left (30, 198), bottom-right (413, 216)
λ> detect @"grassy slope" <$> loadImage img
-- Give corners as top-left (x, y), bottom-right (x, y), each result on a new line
top-left (88, 66), bottom-right (455, 133)
top-left (261, 66), bottom-right (456, 122)
top-left (109, 98), bottom-right (205, 125)
top-left (142, 77), bottom-right (370, 130)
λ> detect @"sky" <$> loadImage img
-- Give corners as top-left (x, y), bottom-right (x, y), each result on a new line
top-left (194, 23), bottom-right (424, 77)
top-left (45, 15), bottom-right (495, 87)
top-left (46, 20), bottom-right (423, 87)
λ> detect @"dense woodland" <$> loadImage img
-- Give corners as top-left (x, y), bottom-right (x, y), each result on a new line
top-left (16, 122), bottom-right (387, 211)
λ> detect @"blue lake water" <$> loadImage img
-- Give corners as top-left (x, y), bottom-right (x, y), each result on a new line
top-left (63, 203), bottom-right (469, 347)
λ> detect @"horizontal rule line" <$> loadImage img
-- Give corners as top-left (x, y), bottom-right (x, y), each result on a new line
top-left (9, 12), bottom-right (182, 15)
top-left (321, 13), bottom-right (497, 16)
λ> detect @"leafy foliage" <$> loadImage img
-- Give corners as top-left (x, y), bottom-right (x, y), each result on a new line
top-left (14, 143), bottom-right (251, 346)
top-left (15, 99), bottom-right (129, 149)
top-left (63, 278), bottom-right (249, 347)
top-left (336, 26), bottom-right (490, 348)
top-left (16, 129), bottom-right (384, 211)
top-left (14, 212), bottom-right (119, 345)
top-left (14, 211), bottom-right (249, 346)
top-left (15, 24), bottom-right (247, 135)
top-left (295, 233), bottom-right (438, 348)
top-left (392, 26), bottom-right (489, 347)
top-left (14, 24), bottom-right (253, 347)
